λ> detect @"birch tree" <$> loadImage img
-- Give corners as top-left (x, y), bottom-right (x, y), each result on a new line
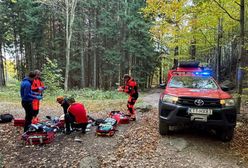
top-left (41, 0), bottom-right (78, 91)
top-left (64, 0), bottom-right (78, 91)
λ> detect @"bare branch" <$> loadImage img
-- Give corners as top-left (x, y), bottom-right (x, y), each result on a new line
top-left (234, 1), bottom-right (241, 6)
top-left (212, 0), bottom-right (240, 22)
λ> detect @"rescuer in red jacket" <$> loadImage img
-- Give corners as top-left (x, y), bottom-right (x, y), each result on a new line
top-left (31, 70), bottom-right (47, 117)
top-left (65, 97), bottom-right (88, 134)
top-left (118, 74), bottom-right (139, 121)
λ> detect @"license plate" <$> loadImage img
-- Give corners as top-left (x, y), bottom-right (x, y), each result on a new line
top-left (188, 108), bottom-right (213, 115)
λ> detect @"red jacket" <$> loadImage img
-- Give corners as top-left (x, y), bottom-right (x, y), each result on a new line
top-left (68, 103), bottom-right (88, 123)
top-left (31, 78), bottom-right (44, 94)
top-left (124, 78), bottom-right (138, 96)
top-left (31, 78), bottom-right (44, 110)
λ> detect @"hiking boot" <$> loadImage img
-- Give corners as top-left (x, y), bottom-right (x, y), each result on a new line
top-left (65, 131), bottom-right (71, 135)
top-left (130, 117), bottom-right (136, 121)
top-left (65, 129), bottom-right (71, 135)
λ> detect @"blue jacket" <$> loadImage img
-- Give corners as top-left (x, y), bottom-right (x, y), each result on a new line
top-left (20, 77), bottom-right (37, 102)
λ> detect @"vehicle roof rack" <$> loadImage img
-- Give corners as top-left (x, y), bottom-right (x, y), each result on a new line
top-left (178, 61), bottom-right (200, 68)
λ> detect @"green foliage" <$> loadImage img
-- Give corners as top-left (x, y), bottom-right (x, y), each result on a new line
top-left (143, 0), bottom-right (241, 62)
top-left (62, 88), bottom-right (127, 100)
top-left (0, 80), bottom-right (20, 102)
top-left (0, 84), bottom-right (127, 103)
top-left (1, 0), bottom-right (159, 90)
top-left (41, 58), bottom-right (64, 93)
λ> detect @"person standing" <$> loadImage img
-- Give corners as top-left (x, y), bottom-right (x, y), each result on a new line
top-left (20, 71), bottom-right (42, 132)
top-left (31, 70), bottom-right (47, 117)
top-left (118, 74), bottom-right (139, 121)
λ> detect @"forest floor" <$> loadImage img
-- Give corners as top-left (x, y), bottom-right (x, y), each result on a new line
top-left (1, 89), bottom-right (248, 168)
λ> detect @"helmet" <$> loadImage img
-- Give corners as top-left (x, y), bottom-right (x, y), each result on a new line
top-left (56, 96), bottom-right (64, 103)
top-left (123, 74), bottom-right (131, 80)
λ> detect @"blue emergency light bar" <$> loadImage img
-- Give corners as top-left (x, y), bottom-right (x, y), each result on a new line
top-left (193, 70), bottom-right (212, 76)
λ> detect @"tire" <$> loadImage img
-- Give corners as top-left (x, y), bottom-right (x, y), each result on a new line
top-left (217, 127), bottom-right (234, 142)
top-left (159, 119), bottom-right (170, 135)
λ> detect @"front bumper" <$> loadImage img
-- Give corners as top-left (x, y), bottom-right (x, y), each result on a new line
top-left (159, 100), bottom-right (237, 128)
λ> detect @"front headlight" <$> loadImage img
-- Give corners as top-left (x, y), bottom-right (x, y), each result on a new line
top-left (220, 99), bottom-right (235, 107)
top-left (162, 94), bottom-right (178, 104)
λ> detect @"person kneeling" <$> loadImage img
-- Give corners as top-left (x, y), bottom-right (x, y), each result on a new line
top-left (65, 97), bottom-right (88, 134)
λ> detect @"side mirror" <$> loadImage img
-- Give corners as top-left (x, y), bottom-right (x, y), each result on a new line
top-left (160, 83), bottom-right (166, 89)
top-left (221, 85), bottom-right (230, 91)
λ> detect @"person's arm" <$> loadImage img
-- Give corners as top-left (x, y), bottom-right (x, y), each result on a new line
top-left (32, 79), bottom-right (47, 92)
top-left (117, 86), bottom-right (124, 92)
top-left (82, 104), bottom-right (88, 122)
top-left (62, 102), bottom-right (69, 114)
top-left (31, 91), bottom-right (40, 95)
top-left (123, 85), bottom-right (132, 93)
top-left (24, 83), bottom-right (41, 100)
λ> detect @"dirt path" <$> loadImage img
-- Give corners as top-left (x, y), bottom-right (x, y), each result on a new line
top-left (0, 90), bottom-right (247, 168)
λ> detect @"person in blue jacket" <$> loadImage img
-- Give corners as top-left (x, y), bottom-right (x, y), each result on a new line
top-left (20, 71), bottom-right (43, 132)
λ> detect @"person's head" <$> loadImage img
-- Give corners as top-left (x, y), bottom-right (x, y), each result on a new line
top-left (28, 71), bottom-right (36, 81)
top-left (56, 96), bottom-right (64, 104)
top-left (34, 69), bottom-right (41, 79)
top-left (123, 74), bottom-right (131, 83)
top-left (67, 97), bottom-right (76, 105)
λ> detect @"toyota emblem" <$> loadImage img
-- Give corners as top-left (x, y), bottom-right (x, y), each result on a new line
top-left (194, 99), bottom-right (204, 106)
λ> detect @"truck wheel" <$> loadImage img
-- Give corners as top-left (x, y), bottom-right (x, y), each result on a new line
top-left (217, 127), bottom-right (234, 142)
top-left (159, 119), bottom-right (170, 135)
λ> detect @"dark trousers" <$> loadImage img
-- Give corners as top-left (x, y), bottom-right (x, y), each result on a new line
top-left (22, 101), bottom-right (35, 132)
top-left (65, 113), bottom-right (87, 133)
top-left (33, 110), bottom-right (39, 117)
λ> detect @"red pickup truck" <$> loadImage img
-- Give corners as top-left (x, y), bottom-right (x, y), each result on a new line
top-left (159, 61), bottom-right (237, 142)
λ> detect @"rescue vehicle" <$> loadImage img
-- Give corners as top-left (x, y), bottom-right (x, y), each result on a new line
top-left (159, 61), bottom-right (237, 142)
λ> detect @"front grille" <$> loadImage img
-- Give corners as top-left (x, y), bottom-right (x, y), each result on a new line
top-left (177, 97), bottom-right (221, 108)
top-left (208, 112), bottom-right (222, 120)
top-left (177, 109), bottom-right (190, 118)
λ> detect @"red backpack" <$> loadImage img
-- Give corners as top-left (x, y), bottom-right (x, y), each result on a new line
top-left (109, 111), bottom-right (130, 124)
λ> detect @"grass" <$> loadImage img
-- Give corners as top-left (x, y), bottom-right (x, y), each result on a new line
top-left (0, 85), bottom-right (144, 112)
top-left (0, 85), bottom-right (128, 102)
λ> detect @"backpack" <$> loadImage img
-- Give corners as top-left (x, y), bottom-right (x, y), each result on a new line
top-left (95, 118), bottom-right (117, 136)
top-left (0, 113), bottom-right (14, 123)
top-left (109, 111), bottom-right (130, 124)
top-left (22, 123), bottom-right (55, 145)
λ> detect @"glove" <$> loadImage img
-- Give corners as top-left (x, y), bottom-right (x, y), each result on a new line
top-left (117, 86), bottom-right (124, 92)
top-left (36, 95), bottom-right (43, 100)
top-left (38, 86), bottom-right (48, 91)
top-left (38, 87), bottom-right (44, 91)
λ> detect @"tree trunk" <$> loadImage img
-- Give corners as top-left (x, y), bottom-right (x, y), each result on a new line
top-left (216, 18), bottom-right (223, 82)
top-left (64, 0), bottom-right (78, 91)
top-left (173, 46), bottom-right (179, 69)
top-left (236, 0), bottom-right (245, 113)
top-left (93, 46), bottom-right (97, 88)
top-left (80, 32), bottom-right (85, 88)
top-left (190, 38), bottom-right (196, 60)
top-left (0, 40), bottom-right (6, 87)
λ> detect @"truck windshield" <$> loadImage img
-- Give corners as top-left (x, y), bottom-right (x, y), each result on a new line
top-left (168, 76), bottom-right (218, 89)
